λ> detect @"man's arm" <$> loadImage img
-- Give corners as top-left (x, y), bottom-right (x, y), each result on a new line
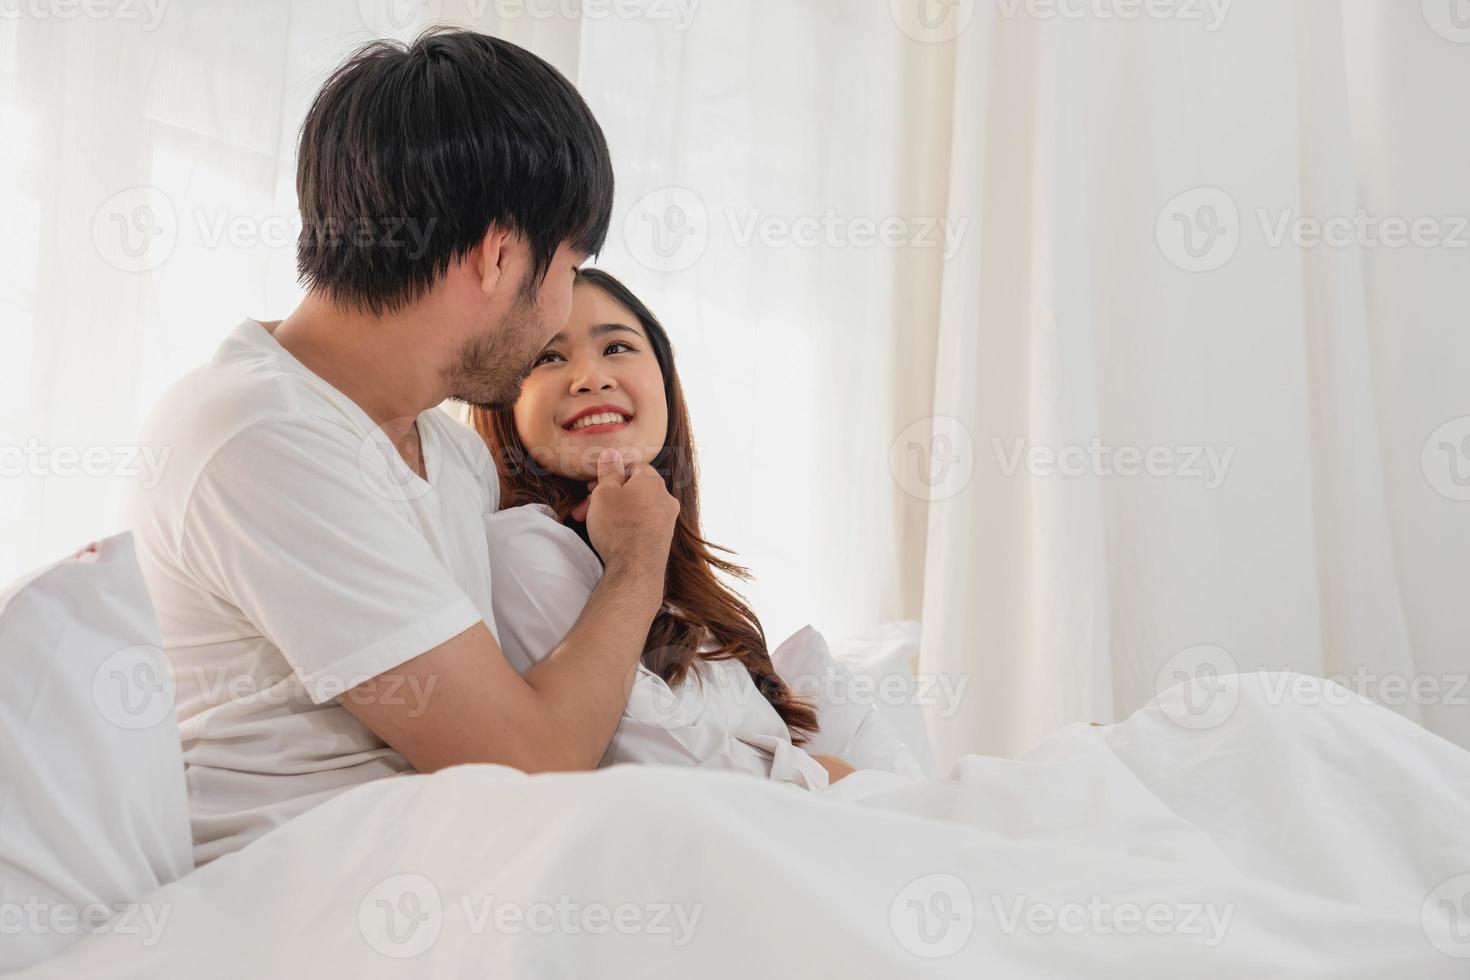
top-left (340, 449), bottom-right (678, 773)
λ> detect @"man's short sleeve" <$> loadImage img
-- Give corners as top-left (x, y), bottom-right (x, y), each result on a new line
top-left (178, 417), bottom-right (485, 704)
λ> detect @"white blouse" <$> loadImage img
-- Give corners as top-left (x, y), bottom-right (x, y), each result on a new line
top-left (484, 504), bottom-right (831, 789)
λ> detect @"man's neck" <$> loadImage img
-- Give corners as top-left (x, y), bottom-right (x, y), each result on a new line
top-left (269, 292), bottom-right (449, 427)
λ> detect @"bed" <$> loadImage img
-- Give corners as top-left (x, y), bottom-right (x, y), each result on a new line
top-left (4, 536), bottom-right (1468, 978)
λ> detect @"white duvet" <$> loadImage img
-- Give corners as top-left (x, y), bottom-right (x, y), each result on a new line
top-left (21, 673), bottom-right (1470, 979)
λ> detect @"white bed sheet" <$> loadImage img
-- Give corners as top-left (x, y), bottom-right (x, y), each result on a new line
top-left (20, 672), bottom-right (1470, 979)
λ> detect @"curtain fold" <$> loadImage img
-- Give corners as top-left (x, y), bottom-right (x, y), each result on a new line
top-left (915, 1), bottom-right (1465, 762)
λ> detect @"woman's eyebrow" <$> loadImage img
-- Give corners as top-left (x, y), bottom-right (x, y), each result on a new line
top-left (592, 322), bottom-right (640, 338)
top-left (546, 322), bottom-right (641, 344)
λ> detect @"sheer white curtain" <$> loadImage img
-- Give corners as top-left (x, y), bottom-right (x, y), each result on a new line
top-left (910, 1), bottom-right (1470, 762)
top-left (3, 1), bottom-right (1464, 761)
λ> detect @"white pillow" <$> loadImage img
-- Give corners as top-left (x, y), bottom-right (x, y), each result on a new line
top-left (772, 624), bottom-right (932, 777)
top-left (0, 533), bottom-right (192, 973)
top-left (827, 621), bottom-right (939, 775)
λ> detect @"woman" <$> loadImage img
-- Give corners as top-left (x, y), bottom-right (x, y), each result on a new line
top-left (472, 269), bottom-right (921, 788)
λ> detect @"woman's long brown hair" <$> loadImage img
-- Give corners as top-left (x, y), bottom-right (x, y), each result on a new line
top-left (471, 268), bottom-right (819, 745)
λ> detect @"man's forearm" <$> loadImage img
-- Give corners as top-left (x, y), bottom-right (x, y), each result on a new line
top-left (521, 559), bottom-right (665, 769)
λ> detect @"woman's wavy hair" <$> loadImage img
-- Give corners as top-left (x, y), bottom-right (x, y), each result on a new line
top-left (470, 268), bottom-right (818, 745)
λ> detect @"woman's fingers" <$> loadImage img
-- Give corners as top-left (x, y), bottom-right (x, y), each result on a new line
top-left (811, 754), bottom-right (857, 783)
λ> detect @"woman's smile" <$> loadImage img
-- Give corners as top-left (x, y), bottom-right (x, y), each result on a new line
top-left (562, 405), bottom-right (634, 434)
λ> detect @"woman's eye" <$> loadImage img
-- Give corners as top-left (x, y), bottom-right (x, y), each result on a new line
top-left (533, 351), bottom-right (564, 367)
top-left (605, 341), bottom-right (634, 355)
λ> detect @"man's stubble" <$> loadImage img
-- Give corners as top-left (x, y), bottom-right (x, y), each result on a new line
top-left (447, 289), bottom-right (547, 410)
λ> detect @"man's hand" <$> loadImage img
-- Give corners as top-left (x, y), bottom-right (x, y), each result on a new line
top-left (812, 754), bottom-right (856, 784)
top-left (576, 449), bottom-right (679, 578)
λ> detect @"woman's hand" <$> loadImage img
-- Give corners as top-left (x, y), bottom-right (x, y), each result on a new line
top-left (811, 754), bottom-right (856, 784)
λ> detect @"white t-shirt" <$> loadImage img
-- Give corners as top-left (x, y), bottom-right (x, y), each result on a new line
top-left (484, 503), bottom-right (830, 789)
top-left (128, 319), bottom-right (499, 865)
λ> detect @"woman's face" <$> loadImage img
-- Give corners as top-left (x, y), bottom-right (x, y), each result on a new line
top-left (513, 280), bottom-right (669, 481)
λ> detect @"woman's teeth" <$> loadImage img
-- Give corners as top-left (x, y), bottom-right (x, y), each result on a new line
top-left (568, 412), bottom-right (629, 431)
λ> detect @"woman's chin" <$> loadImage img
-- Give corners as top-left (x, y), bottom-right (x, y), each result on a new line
top-left (555, 440), bottom-right (657, 476)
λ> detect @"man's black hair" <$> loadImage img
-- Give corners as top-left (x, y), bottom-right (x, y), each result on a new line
top-left (295, 27), bottom-right (614, 315)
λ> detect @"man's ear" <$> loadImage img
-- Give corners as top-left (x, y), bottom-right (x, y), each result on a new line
top-left (475, 225), bottom-right (515, 298)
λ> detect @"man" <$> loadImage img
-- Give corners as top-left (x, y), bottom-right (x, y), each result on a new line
top-left (127, 28), bottom-right (678, 865)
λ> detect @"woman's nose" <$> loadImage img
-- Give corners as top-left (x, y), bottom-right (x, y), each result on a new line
top-left (570, 363), bottom-right (616, 394)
